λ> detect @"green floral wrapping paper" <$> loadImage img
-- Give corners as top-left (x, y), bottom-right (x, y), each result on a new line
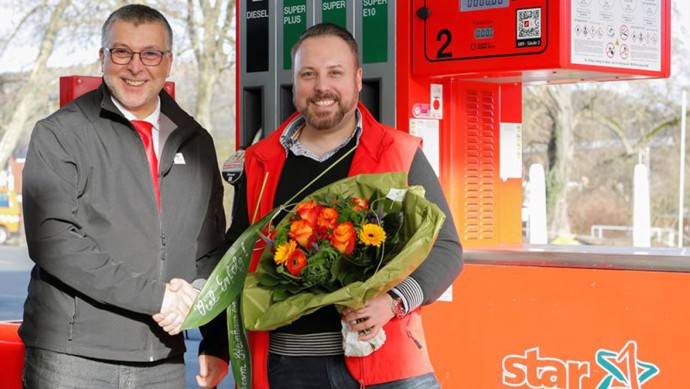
top-left (180, 172), bottom-right (446, 389)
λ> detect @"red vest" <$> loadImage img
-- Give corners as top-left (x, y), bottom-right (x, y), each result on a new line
top-left (243, 103), bottom-right (433, 387)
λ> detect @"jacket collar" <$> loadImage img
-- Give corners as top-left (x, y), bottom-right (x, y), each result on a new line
top-left (353, 101), bottom-right (392, 165)
top-left (251, 101), bottom-right (390, 164)
top-left (97, 79), bottom-right (193, 129)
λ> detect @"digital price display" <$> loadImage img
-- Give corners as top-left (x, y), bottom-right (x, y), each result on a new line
top-left (461, 0), bottom-right (510, 12)
top-left (474, 27), bottom-right (494, 39)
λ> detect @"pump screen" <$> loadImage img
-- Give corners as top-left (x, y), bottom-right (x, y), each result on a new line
top-left (474, 27), bottom-right (494, 39)
top-left (460, 0), bottom-right (509, 12)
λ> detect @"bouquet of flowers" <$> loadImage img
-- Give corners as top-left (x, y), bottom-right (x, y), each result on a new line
top-left (256, 192), bottom-right (404, 303)
top-left (242, 172), bottom-right (446, 331)
top-left (180, 172), bottom-right (446, 389)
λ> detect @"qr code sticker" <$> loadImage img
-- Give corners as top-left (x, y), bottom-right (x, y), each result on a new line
top-left (517, 8), bottom-right (542, 40)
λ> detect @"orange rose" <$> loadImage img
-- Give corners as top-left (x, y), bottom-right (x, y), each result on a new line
top-left (317, 207), bottom-right (339, 232)
top-left (286, 248), bottom-right (308, 276)
top-left (289, 219), bottom-right (315, 249)
top-left (352, 197), bottom-right (369, 212)
top-left (330, 222), bottom-right (356, 254)
top-left (295, 200), bottom-right (321, 226)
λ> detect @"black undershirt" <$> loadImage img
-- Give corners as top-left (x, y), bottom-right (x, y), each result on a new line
top-left (271, 136), bottom-right (357, 334)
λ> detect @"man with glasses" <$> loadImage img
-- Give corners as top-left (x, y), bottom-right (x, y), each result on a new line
top-left (21, 4), bottom-right (229, 388)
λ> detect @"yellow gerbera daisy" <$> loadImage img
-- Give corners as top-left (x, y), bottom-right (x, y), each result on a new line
top-left (274, 240), bottom-right (297, 265)
top-left (359, 224), bottom-right (386, 247)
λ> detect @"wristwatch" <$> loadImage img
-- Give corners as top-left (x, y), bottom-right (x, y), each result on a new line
top-left (387, 291), bottom-right (406, 319)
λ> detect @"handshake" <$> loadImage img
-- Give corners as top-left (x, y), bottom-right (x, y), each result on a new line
top-left (153, 279), bottom-right (230, 387)
top-left (153, 278), bottom-right (198, 335)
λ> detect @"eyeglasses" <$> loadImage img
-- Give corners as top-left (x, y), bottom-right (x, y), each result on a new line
top-left (104, 48), bottom-right (170, 66)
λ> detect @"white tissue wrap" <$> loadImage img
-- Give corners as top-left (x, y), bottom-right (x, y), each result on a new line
top-left (341, 320), bottom-right (387, 357)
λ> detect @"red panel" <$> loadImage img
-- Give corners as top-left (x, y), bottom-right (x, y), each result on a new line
top-left (397, 3), bottom-right (523, 246)
top-left (447, 82), bottom-right (503, 246)
top-left (417, 0), bottom-right (551, 61)
top-left (497, 83), bottom-right (524, 244)
top-left (409, 0), bottom-right (670, 83)
top-left (426, 263), bottom-right (688, 388)
top-left (59, 76), bottom-right (176, 107)
top-left (0, 321), bottom-right (23, 389)
top-left (412, 0), bottom-right (559, 77)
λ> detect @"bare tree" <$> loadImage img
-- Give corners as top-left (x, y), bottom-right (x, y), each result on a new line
top-left (593, 108), bottom-right (679, 160)
top-left (524, 84), bottom-right (581, 239)
top-left (525, 78), bottom-right (685, 244)
top-left (0, 0), bottom-right (73, 169)
top-left (545, 86), bottom-right (581, 238)
top-left (184, 0), bottom-right (235, 132)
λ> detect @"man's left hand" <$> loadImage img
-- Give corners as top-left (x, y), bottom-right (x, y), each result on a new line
top-left (341, 293), bottom-right (395, 341)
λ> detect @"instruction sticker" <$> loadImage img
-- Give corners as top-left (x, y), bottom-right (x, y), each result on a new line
top-left (500, 123), bottom-right (522, 181)
top-left (571, 0), bottom-right (661, 71)
top-left (409, 119), bottom-right (440, 176)
top-left (430, 84), bottom-right (443, 119)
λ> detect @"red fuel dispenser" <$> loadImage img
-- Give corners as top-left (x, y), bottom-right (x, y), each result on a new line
top-left (234, 1), bottom-right (673, 387)
top-left (398, 0), bottom-right (669, 249)
top-left (395, 1), bottom-right (675, 387)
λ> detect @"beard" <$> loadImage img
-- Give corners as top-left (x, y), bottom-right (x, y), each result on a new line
top-left (103, 73), bottom-right (158, 116)
top-left (297, 91), bottom-right (358, 130)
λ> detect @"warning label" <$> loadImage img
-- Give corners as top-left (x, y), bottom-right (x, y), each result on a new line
top-left (571, 0), bottom-right (661, 71)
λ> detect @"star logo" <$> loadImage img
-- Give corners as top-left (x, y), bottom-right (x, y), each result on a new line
top-left (595, 341), bottom-right (659, 389)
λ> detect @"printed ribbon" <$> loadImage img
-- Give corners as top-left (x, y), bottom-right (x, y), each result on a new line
top-left (181, 145), bottom-right (357, 388)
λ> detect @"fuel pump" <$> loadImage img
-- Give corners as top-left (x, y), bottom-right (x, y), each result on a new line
top-left (235, 1), bottom-right (671, 386)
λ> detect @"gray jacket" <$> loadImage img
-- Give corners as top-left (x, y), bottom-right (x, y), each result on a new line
top-left (20, 83), bottom-right (226, 362)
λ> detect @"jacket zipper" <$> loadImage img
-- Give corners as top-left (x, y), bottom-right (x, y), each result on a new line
top-left (359, 360), bottom-right (366, 389)
top-left (68, 296), bottom-right (78, 343)
top-left (149, 191), bottom-right (166, 362)
top-left (148, 135), bottom-right (167, 361)
top-left (405, 316), bottom-right (423, 349)
top-left (406, 329), bottom-right (423, 349)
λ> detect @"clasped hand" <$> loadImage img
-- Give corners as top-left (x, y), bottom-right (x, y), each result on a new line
top-left (341, 293), bottom-right (395, 341)
top-left (153, 278), bottom-right (198, 335)
top-left (153, 279), bottom-right (229, 387)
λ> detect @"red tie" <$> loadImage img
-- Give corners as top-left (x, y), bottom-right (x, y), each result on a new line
top-left (132, 120), bottom-right (160, 210)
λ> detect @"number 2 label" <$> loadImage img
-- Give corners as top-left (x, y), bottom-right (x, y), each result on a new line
top-left (436, 29), bottom-right (452, 59)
